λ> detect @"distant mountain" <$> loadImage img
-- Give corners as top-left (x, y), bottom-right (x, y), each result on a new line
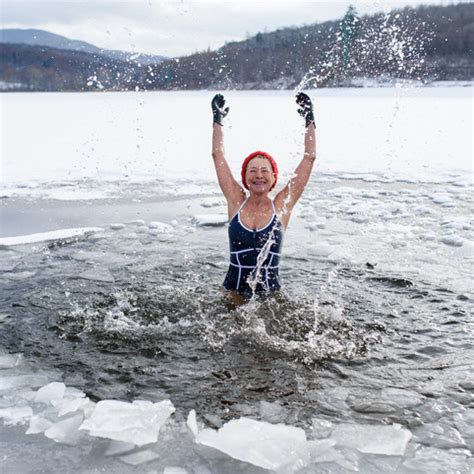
top-left (0, 3), bottom-right (472, 92)
top-left (0, 28), bottom-right (167, 65)
top-left (0, 42), bottom-right (149, 91)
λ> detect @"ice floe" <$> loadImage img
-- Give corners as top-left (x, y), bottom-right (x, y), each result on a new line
top-left (0, 227), bottom-right (104, 247)
top-left (163, 467), bottom-right (189, 474)
top-left (193, 214), bottom-right (228, 227)
top-left (199, 197), bottom-right (226, 208)
top-left (194, 417), bottom-right (310, 472)
top-left (0, 405), bottom-right (33, 426)
top-left (331, 423), bottom-right (412, 455)
top-left (79, 399), bottom-right (175, 446)
top-left (0, 353), bottom-right (23, 369)
top-left (110, 223), bottom-right (126, 230)
top-left (440, 235), bottom-right (464, 247)
top-left (34, 382), bottom-right (66, 406)
top-left (149, 221), bottom-right (174, 233)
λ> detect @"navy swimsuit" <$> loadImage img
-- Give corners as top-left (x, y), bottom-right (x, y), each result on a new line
top-left (223, 200), bottom-right (283, 296)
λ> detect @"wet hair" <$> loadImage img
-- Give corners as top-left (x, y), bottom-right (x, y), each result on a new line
top-left (241, 151), bottom-right (278, 191)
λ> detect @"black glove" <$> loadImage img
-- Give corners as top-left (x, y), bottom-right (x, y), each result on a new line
top-left (296, 92), bottom-right (315, 128)
top-left (211, 94), bottom-right (229, 126)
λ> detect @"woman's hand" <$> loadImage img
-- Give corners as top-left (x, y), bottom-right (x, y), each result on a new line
top-left (296, 92), bottom-right (315, 128)
top-left (211, 94), bottom-right (230, 126)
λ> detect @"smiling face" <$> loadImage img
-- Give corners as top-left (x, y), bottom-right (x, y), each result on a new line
top-left (244, 156), bottom-right (275, 195)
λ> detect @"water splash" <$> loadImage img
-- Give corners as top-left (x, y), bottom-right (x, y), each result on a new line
top-left (295, 7), bottom-right (431, 92)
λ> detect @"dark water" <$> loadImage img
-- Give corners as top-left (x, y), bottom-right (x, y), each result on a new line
top-left (1, 211), bottom-right (472, 443)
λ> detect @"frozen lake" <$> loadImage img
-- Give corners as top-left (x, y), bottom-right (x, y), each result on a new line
top-left (0, 87), bottom-right (473, 472)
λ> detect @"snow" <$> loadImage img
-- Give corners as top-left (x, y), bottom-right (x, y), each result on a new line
top-left (79, 399), bottom-right (175, 446)
top-left (0, 228), bottom-right (104, 246)
top-left (2, 89), bottom-right (469, 201)
top-left (195, 417), bottom-right (310, 471)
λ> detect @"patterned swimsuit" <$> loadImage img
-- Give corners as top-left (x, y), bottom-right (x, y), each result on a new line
top-left (223, 199), bottom-right (283, 296)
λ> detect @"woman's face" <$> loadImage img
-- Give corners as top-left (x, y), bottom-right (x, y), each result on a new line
top-left (245, 157), bottom-right (275, 194)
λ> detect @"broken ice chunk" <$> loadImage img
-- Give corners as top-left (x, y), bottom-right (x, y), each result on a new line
top-left (187, 409), bottom-right (198, 438)
top-left (259, 400), bottom-right (284, 423)
top-left (110, 223), bottom-right (126, 230)
top-left (119, 449), bottom-right (160, 466)
top-left (44, 414), bottom-right (84, 445)
top-left (57, 396), bottom-right (92, 417)
top-left (332, 423), bottom-right (412, 456)
top-left (0, 405), bottom-right (33, 425)
top-left (105, 440), bottom-right (137, 456)
top-left (192, 214), bottom-right (228, 227)
top-left (0, 374), bottom-right (51, 392)
top-left (0, 353), bottom-right (23, 369)
top-left (149, 221), bottom-right (174, 233)
top-left (163, 467), bottom-right (188, 474)
top-left (311, 418), bottom-right (334, 439)
top-left (34, 382), bottom-right (66, 405)
top-left (195, 417), bottom-right (310, 472)
top-left (79, 399), bottom-right (175, 446)
top-left (26, 415), bottom-right (53, 434)
top-left (307, 439), bottom-right (337, 463)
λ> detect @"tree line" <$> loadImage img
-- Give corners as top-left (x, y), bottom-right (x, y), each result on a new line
top-left (1, 3), bottom-right (472, 91)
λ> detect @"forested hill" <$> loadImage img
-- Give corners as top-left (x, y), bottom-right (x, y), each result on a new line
top-left (1, 3), bottom-right (472, 92)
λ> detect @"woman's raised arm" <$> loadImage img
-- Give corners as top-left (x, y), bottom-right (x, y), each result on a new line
top-left (274, 93), bottom-right (317, 227)
top-left (211, 94), bottom-right (245, 214)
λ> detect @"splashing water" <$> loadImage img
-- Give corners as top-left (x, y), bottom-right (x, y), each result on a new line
top-left (295, 7), bottom-right (431, 92)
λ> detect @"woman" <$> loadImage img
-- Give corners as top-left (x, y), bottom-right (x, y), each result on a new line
top-left (211, 92), bottom-right (316, 302)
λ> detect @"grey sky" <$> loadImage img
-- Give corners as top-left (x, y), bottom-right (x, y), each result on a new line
top-left (1, 0), bottom-right (456, 57)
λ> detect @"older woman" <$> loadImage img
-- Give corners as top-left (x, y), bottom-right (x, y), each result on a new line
top-left (211, 93), bottom-right (316, 301)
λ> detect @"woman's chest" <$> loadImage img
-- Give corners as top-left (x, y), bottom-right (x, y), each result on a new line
top-left (239, 208), bottom-right (274, 231)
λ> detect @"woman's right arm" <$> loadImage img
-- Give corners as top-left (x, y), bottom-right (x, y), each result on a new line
top-left (211, 95), bottom-right (245, 215)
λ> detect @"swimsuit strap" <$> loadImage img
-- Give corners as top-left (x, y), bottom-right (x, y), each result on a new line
top-left (237, 198), bottom-right (249, 216)
top-left (271, 200), bottom-right (277, 216)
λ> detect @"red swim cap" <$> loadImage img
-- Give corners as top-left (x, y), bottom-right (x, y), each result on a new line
top-left (241, 151), bottom-right (278, 191)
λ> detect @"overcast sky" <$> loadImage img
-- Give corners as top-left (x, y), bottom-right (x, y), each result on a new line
top-left (1, 0), bottom-right (456, 57)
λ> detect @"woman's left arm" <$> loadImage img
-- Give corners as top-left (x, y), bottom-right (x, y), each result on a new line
top-left (274, 93), bottom-right (316, 224)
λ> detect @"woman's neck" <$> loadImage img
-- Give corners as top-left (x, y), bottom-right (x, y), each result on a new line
top-left (246, 193), bottom-right (271, 207)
